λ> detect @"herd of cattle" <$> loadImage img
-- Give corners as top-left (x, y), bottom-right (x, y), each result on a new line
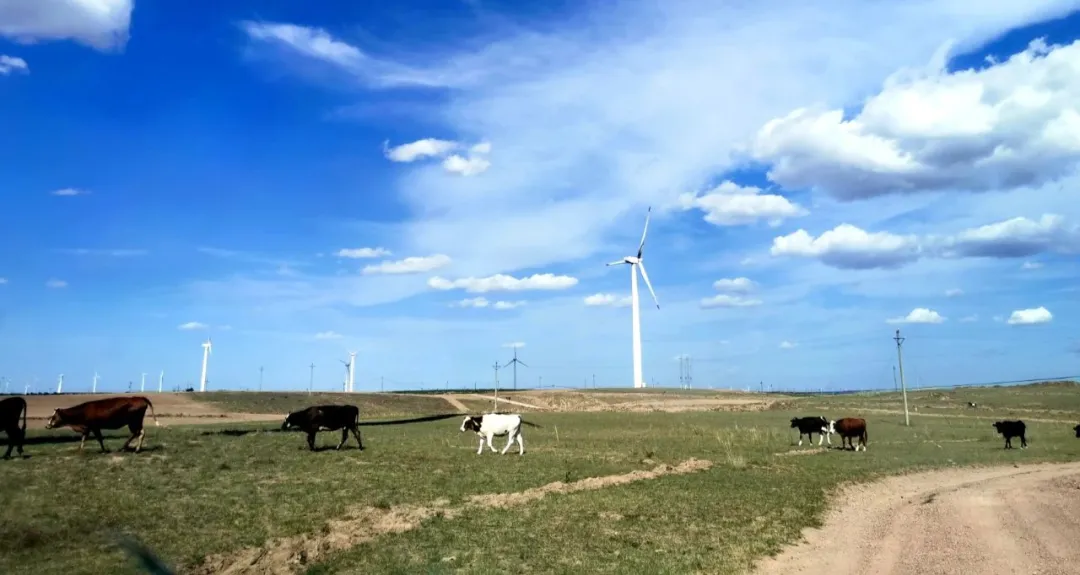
top-left (1, 394), bottom-right (1079, 459)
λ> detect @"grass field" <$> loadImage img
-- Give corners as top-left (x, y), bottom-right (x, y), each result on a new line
top-left (1, 383), bottom-right (1079, 574)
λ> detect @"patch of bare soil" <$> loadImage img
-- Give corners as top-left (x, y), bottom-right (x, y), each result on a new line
top-left (774, 447), bottom-right (827, 457)
top-left (21, 393), bottom-right (285, 429)
top-left (436, 395), bottom-right (470, 413)
top-left (461, 394), bottom-right (548, 410)
top-left (191, 458), bottom-right (713, 575)
top-left (752, 461), bottom-right (1080, 575)
top-left (508, 391), bottom-right (776, 413)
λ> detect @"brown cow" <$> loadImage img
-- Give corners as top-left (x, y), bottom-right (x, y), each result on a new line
top-left (828, 417), bottom-right (868, 451)
top-left (1, 396), bottom-right (28, 459)
top-left (45, 396), bottom-right (160, 453)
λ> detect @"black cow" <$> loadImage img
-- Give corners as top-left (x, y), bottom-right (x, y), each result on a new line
top-left (281, 404), bottom-right (364, 451)
top-left (789, 416), bottom-right (831, 447)
top-left (1, 396), bottom-right (28, 459)
top-left (992, 420), bottom-right (1027, 449)
top-left (1074, 424), bottom-right (1080, 438)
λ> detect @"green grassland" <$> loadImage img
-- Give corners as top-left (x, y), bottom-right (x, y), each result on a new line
top-left (2, 383), bottom-right (1079, 575)
top-left (189, 391), bottom-right (459, 418)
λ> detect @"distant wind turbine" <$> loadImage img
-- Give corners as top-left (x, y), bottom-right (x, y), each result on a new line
top-left (199, 338), bottom-right (212, 392)
top-left (604, 206), bottom-right (660, 389)
top-left (158, 370), bottom-right (164, 393)
top-left (502, 347), bottom-right (528, 391)
top-left (56, 373), bottom-right (64, 394)
top-left (340, 351), bottom-right (357, 393)
top-left (141, 372), bottom-right (147, 393)
top-left (92, 372), bottom-right (99, 393)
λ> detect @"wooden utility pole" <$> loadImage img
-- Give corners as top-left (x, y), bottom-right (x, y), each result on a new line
top-left (259, 366), bottom-right (264, 392)
top-left (308, 363), bottom-right (315, 396)
top-left (894, 329), bottom-right (910, 426)
top-left (492, 362), bottom-right (501, 412)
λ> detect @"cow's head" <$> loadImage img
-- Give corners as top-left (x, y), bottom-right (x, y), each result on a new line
top-left (281, 413), bottom-right (296, 431)
top-left (824, 419), bottom-right (836, 434)
top-left (44, 408), bottom-right (64, 430)
top-left (460, 415), bottom-right (482, 433)
top-left (992, 421), bottom-right (1006, 433)
top-left (789, 417), bottom-right (799, 428)
top-left (1073, 424), bottom-right (1080, 438)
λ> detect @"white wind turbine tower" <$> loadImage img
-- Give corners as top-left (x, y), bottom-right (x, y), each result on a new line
top-left (56, 373), bottom-right (64, 394)
top-left (159, 370), bottom-right (164, 393)
top-left (199, 338), bottom-right (212, 392)
top-left (605, 207), bottom-right (660, 389)
top-left (141, 372), bottom-right (147, 393)
top-left (92, 372), bottom-right (99, 393)
top-left (340, 352), bottom-right (357, 393)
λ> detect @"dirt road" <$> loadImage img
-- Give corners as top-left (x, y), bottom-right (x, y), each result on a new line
top-left (753, 461), bottom-right (1080, 575)
top-left (19, 393), bottom-right (283, 429)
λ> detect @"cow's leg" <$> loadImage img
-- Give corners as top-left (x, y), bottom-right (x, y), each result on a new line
top-left (798, 433), bottom-right (803, 447)
top-left (15, 427), bottom-right (24, 455)
top-left (476, 437), bottom-right (484, 454)
top-left (486, 433), bottom-right (497, 453)
top-left (350, 426), bottom-right (364, 450)
top-left (122, 423), bottom-right (143, 452)
top-left (817, 432), bottom-right (824, 446)
top-left (307, 431), bottom-right (317, 451)
top-left (500, 432), bottom-right (514, 454)
top-left (1021, 433), bottom-right (1027, 449)
top-left (2, 430), bottom-right (13, 459)
top-left (336, 428), bottom-right (348, 450)
top-left (1005, 436), bottom-right (1012, 449)
top-left (79, 431), bottom-right (89, 452)
top-left (131, 423), bottom-right (146, 453)
top-left (516, 432), bottom-right (525, 455)
top-left (92, 429), bottom-right (108, 453)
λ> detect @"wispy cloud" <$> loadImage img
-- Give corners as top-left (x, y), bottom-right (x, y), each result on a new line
top-left (429, 273), bottom-right (577, 293)
top-left (314, 330), bottom-right (343, 340)
top-left (0, 0), bottom-right (134, 50)
top-left (178, 321), bottom-right (208, 331)
top-left (583, 293), bottom-right (632, 307)
top-left (362, 254), bottom-right (451, 275)
top-left (45, 279), bottom-right (67, 289)
top-left (0, 54), bottom-right (27, 75)
top-left (336, 247), bottom-right (391, 259)
top-left (50, 188), bottom-right (90, 197)
top-left (55, 248), bottom-right (147, 257)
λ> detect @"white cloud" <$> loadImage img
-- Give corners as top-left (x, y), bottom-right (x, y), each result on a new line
top-left (428, 273), bottom-right (578, 293)
top-left (452, 297), bottom-right (490, 308)
top-left (384, 138), bottom-right (458, 162)
top-left (362, 254), bottom-right (451, 275)
top-left (45, 279), bottom-right (67, 288)
top-left (678, 181), bottom-right (807, 226)
top-left (493, 300), bottom-right (525, 310)
top-left (700, 294), bottom-right (763, 309)
top-left (779, 341), bottom-right (797, 349)
top-left (56, 248), bottom-right (146, 257)
top-left (772, 214), bottom-right (1080, 269)
top-left (945, 288), bottom-right (964, 297)
top-left (471, 142), bottom-right (492, 155)
top-left (314, 331), bottom-right (344, 340)
top-left (712, 277), bottom-right (757, 293)
top-left (178, 322), bottom-right (208, 331)
top-left (752, 38), bottom-right (1080, 201)
top-left (50, 187), bottom-right (89, 196)
top-left (771, 224), bottom-right (921, 269)
top-left (583, 293), bottom-right (632, 307)
top-left (0, 55), bottom-right (28, 75)
top-left (1021, 260), bottom-right (1044, 270)
top-left (336, 247), bottom-right (391, 259)
top-left (241, 2), bottom-right (1080, 278)
top-left (0, 0), bottom-right (133, 50)
top-left (1007, 306), bottom-right (1053, 325)
top-left (502, 341), bottom-right (525, 348)
top-left (442, 154), bottom-right (491, 177)
top-left (886, 308), bottom-right (946, 324)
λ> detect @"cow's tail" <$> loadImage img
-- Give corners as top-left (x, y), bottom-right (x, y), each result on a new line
top-left (862, 428), bottom-right (868, 446)
top-left (20, 398), bottom-right (27, 433)
top-left (520, 419), bottom-right (542, 428)
top-left (146, 398), bottom-right (162, 427)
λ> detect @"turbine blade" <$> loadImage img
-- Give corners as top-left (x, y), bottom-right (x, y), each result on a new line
top-left (637, 262), bottom-right (660, 309)
top-left (606, 260), bottom-right (626, 266)
top-left (518, 360), bottom-right (528, 368)
top-left (637, 206), bottom-right (652, 259)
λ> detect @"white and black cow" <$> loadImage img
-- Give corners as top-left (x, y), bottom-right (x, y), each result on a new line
top-left (459, 413), bottom-right (540, 455)
top-left (790, 416), bottom-right (832, 446)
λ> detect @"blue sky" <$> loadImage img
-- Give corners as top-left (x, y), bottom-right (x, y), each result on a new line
top-left (2, 0), bottom-right (1079, 394)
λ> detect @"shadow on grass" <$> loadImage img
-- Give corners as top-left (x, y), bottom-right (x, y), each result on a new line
top-left (198, 412), bottom-right (464, 438)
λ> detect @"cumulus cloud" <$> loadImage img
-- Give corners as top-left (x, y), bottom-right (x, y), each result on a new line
top-left (452, 297), bottom-right (489, 308)
top-left (1022, 261), bottom-right (1044, 270)
top-left (50, 187), bottom-right (89, 196)
top-left (752, 38), bottom-right (1080, 201)
top-left (493, 300), bottom-right (525, 310)
top-left (314, 331), bottom-right (343, 340)
top-left (178, 322), bottom-right (208, 331)
top-left (362, 254), bottom-right (451, 275)
top-left (45, 279), bottom-right (67, 288)
top-left (442, 154), bottom-right (491, 177)
top-left (886, 308), bottom-right (945, 324)
top-left (384, 137), bottom-right (492, 176)
top-left (772, 214), bottom-right (1079, 269)
top-left (713, 277), bottom-right (757, 293)
top-left (336, 247), bottom-right (391, 259)
top-left (238, 2), bottom-right (1078, 277)
top-left (384, 138), bottom-right (458, 162)
top-left (428, 273), bottom-right (577, 293)
top-left (0, 0), bottom-right (133, 50)
top-left (1007, 306), bottom-right (1052, 325)
top-left (0, 55), bottom-right (27, 75)
top-left (678, 181), bottom-right (807, 226)
top-left (583, 293), bottom-right (632, 307)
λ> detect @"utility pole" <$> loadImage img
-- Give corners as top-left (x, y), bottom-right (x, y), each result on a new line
top-left (592, 373), bottom-right (595, 389)
top-left (679, 356), bottom-right (685, 388)
top-left (892, 365), bottom-right (898, 392)
top-left (259, 366), bottom-right (264, 392)
top-left (380, 376), bottom-right (384, 392)
top-left (309, 363), bottom-right (315, 396)
top-left (492, 362), bottom-right (501, 412)
top-left (894, 329), bottom-right (910, 426)
top-left (687, 356), bottom-right (693, 389)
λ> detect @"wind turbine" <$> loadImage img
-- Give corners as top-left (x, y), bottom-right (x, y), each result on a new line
top-left (199, 338), bottom-right (212, 393)
top-left (56, 373), bottom-right (64, 394)
top-left (341, 351), bottom-right (357, 393)
top-left (605, 206), bottom-right (660, 389)
top-left (158, 371), bottom-right (164, 393)
top-left (92, 372), bottom-right (99, 393)
top-left (502, 346), bottom-right (528, 391)
top-left (141, 372), bottom-right (147, 393)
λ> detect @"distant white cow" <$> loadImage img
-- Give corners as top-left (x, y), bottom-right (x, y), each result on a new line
top-left (459, 413), bottom-right (540, 455)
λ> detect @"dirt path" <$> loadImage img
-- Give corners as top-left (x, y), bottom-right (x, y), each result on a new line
top-left (436, 395), bottom-right (470, 413)
top-left (753, 461), bottom-right (1080, 575)
top-left (193, 458), bottom-right (713, 575)
top-left (464, 394), bottom-right (547, 410)
top-left (20, 393), bottom-right (284, 429)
